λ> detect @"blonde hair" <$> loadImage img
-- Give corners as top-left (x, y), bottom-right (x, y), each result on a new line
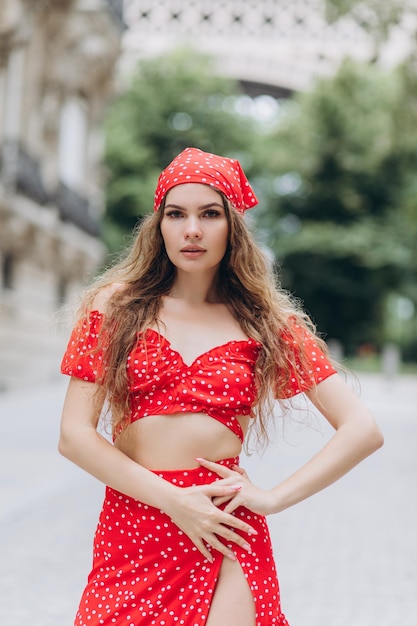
top-left (77, 195), bottom-right (331, 445)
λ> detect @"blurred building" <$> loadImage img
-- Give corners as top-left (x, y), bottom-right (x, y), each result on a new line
top-left (0, 0), bottom-right (124, 390)
top-left (123, 1), bottom-right (414, 95)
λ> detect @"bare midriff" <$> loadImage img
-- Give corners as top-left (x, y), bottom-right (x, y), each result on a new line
top-left (114, 412), bottom-right (250, 470)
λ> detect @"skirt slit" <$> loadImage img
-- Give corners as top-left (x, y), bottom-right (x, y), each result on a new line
top-left (74, 457), bottom-right (289, 626)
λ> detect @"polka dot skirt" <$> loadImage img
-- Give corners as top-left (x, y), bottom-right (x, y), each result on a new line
top-left (74, 458), bottom-right (289, 626)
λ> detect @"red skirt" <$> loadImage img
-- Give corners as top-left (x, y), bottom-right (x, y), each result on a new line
top-left (75, 457), bottom-right (289, 626)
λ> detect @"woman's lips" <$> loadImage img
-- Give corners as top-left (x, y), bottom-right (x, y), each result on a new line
top-left (180, 246), bottom-right (206, 257)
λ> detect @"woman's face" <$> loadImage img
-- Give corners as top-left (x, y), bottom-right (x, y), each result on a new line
top-left (160, 183), bottom-right (229, 275)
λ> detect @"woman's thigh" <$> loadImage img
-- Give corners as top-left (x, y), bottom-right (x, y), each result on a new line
top-left (206, 557), bottom-right (256, 626)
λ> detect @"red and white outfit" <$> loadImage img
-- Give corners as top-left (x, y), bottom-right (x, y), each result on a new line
top-left (61, 311), bottom-right (336, 625)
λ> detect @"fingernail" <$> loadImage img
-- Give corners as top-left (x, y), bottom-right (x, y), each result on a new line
top-left (230, 485), bottom-right (242, 491)
top-left (243, 543), bottom-right (252, 552)
top-left (227, 552), bottom-right (237, 561)
top-left (195, 457), bottom-right (204, 462)
top-left (248, 529), bottom-right (258, 536)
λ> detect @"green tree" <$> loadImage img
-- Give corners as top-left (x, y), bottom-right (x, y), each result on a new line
top-left (104, 48), bottom-right (260, 250)
top-left (103, 46), bottom-right (417, 357)
top-left (257, 59), bottom-right (417, 354)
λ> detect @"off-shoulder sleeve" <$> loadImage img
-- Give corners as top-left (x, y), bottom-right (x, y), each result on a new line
top-left (278, 320), bottom-right (337, 399)
top-left (60, 310), bottom-right (105, 382)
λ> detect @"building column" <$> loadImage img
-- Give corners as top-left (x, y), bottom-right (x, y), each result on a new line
top-left (1, 45), bottom-right (26, 192)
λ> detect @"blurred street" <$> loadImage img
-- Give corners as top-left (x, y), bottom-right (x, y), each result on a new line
top-left (0, 372), bottom-right (416, 626)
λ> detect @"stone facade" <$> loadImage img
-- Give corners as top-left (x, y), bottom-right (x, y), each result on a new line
top-left (0, 0), bottom-right (124, 390)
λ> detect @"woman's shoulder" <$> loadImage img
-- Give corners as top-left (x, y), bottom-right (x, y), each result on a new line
top-left (91, 282), bottom-right (126, 314)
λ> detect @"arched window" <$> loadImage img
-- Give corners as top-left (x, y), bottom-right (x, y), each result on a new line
top-left (58, 97), bottom-right (88, 191)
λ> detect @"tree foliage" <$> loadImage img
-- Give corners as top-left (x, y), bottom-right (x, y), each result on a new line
top-left (258, 59), bottom-right (417, 353)
top-left (104, 48), bottom-right (260, 248)
top-left (103, 47), bottom-right (417, 356)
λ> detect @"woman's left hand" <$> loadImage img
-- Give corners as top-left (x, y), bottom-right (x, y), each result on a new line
top-left (195, 458), bottom-right (276, 516)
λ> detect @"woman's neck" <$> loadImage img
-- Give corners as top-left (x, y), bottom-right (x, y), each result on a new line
top-left (168, 270), bottom-right (221, 305)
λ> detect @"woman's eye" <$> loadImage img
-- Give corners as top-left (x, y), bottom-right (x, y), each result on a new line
top-left (203, 210), bottom-right (221, 218)
top-left (166, 210), bottom-right (183, 218)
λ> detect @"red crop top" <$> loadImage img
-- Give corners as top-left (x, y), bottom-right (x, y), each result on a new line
top-left (61, 311), bottom-right (337, 442)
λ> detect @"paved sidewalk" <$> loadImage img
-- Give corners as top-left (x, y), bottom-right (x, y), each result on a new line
top-left (0, 373), bottom-right (416, 626)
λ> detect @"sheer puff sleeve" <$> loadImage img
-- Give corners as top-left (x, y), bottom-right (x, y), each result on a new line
top-left (278, 319), bottom-right (337, 399)
top-left (60, 310), bottom-right (106, 383)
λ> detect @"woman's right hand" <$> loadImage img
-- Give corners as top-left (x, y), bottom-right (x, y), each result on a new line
top-left (163, 481), bottom-right (258, 562)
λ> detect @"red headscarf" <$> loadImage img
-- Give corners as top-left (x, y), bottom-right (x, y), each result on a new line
top-left (153, 147), bottom-right (258, 213)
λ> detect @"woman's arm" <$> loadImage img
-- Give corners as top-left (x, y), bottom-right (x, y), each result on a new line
top-left (200, 373), bottom-right (384, 515)
top-left (267, 373), bottom-right (383, 512)
top-left (59, 377), bottom-right (179, 508)
top-left (58, 377), bottom-right (257, 561)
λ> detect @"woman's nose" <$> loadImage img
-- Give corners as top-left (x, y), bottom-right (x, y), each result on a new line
top-left (184, 217), bottom-right (202, 239)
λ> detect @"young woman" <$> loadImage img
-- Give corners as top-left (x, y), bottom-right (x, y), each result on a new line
top-left (59, 147), bottom-right (383, 626)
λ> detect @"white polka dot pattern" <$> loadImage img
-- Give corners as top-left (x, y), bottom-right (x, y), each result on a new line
top-left (74, 458), bottom-right (290, 626)
top-left (60, 314), bottom-right (338, 625)
top-left (60, 313), bottom-right (337, 440)
top-left (60, 310), bottom-right (104, 382)
top-left (153, 147), bottom-right (258, 213)
top-left (127, 329), bottom-right (261, 443)
top-left (278, 320), bottom-right (337, 398)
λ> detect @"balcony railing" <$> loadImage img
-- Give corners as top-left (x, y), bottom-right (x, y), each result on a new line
top-left (56, 183), bottom-right (101, 238)
top-left (0, 142), bottom-right (49, 205)
top-left (16, 146), bottom-right (50, 206)
top-left (0, 141), bottom-right (101, 238)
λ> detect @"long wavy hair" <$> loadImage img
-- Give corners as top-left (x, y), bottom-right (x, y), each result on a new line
top-left (76, 194), bottom-right (332, 446)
